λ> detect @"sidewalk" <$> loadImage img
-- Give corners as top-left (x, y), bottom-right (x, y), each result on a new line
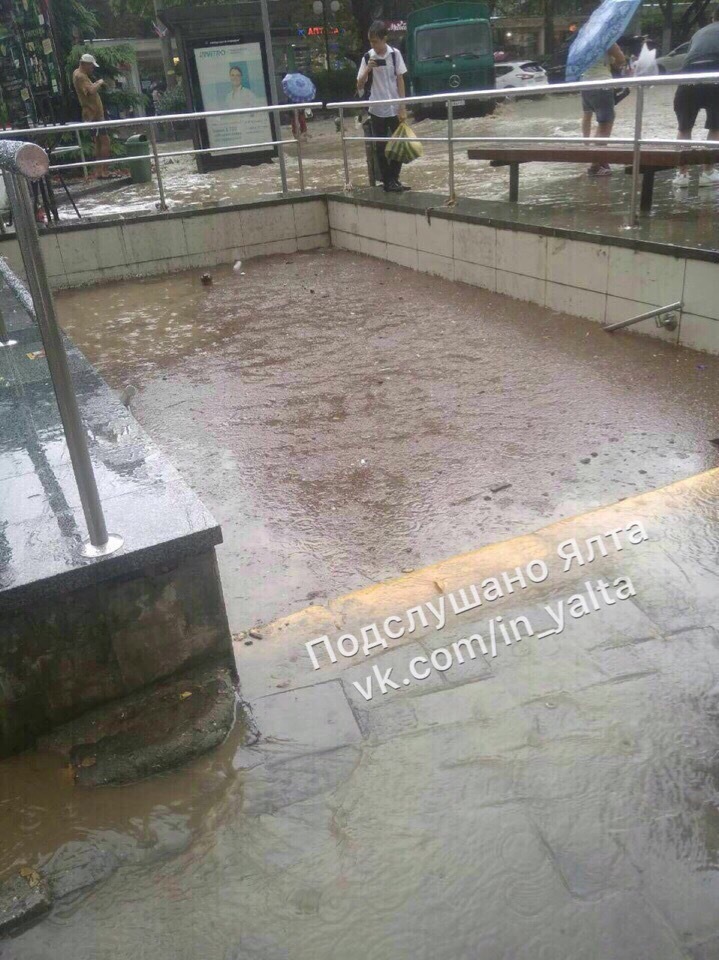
top-left (231, 467), bottom-right (719, 959)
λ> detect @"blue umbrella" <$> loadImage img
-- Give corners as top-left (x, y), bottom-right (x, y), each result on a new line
top-left (565, 0), bottom-right (642, 81)
top-left (282, 73), bottom-right (317, 103)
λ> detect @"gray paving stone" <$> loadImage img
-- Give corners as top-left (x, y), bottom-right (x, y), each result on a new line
top-left (340, 641), bottom-right (448, 714)
top-left (688, 935), bottom-right (719, 960)
top-left (241, 744), bottom-right (361, 817)
top-left (528, 796), bottom-right (642, 899)
top-left (589, 629), bottom-right (719, 697)
top-left (234, 680), bottom-right (362, 770)
top-left (621, 811), bottom-right (719, 947)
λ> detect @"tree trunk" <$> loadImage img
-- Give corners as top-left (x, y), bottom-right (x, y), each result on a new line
top-left (678, 0), bottom-right (711, 42)
top-left (662, 0), bottom-right (673, 53)
top-left (544, 0), bottom-right (555, 58)
top-left (154, 0), bottom-right (177, 89)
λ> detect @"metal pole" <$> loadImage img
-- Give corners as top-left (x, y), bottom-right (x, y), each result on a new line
top-left (259, 0), bottom-right (289, 194)
top-left (340, 106), bottom-right (351, 190)
top-left (447, 98), bottom-right (455, 203)
top-left (4, 173), bottom-right (122, 557)
top-left (294, 109), bottom-right (305, 192)
top-left (628, 85), bottom-right (645, 227)
top-left (75, 129), bottom-right (89, 179)
top-left (323, 2), bottom-right (331, 72)
top-left (147, 124), bottom-right (168, 211)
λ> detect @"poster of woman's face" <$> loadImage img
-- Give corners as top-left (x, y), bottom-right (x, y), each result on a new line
top-left (229, 65), bottom-right (244, 91)
top-left (193, 42), bottom-right (271, 155)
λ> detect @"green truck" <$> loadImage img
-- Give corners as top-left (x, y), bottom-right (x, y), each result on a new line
top-left (406, 1), bottom-right (496, 119)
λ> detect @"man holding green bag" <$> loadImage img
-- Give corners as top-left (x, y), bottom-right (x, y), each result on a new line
top-left (357, 21), bottom-right (410, 193)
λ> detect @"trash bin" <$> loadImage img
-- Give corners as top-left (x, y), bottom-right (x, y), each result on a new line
top-left (125, 134), bottom-right (152, 184)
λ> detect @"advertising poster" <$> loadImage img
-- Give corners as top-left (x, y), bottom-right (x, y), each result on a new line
top-left (193, 41), bottom-right (272, 156)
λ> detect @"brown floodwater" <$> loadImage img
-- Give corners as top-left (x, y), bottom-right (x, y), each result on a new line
top-left (2, 249), bottom-right (719, 958)
top-left (55, 249), bottom-right (719, 632)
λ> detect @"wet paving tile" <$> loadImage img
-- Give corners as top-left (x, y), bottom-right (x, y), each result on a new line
top-left (234, 680), bottom-right (363, 770)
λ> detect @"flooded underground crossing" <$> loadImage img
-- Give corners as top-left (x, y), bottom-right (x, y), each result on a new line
top-left (55, 250), bottom-right (719, 630)
top-left (2, 54), bottom-right (719, 960)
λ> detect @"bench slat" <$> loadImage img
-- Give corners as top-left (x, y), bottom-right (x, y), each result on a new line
top-left (467, 146), bottom-right (719, 167)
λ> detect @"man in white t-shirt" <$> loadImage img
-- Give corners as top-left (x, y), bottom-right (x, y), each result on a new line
top-left (357, 21), bottom-right (409, 192)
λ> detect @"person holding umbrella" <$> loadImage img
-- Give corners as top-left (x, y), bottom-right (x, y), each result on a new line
top-left (581, 41), bottom-right (627, 175)
top-left (565, 0), bottom-right (636, 175)
top-left (282, 73), bottom-right (317, 142)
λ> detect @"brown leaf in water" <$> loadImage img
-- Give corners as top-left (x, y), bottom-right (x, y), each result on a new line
top-left (19, 867), bottom-right (42, 888)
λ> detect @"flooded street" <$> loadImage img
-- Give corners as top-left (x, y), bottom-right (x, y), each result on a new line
top-left (3, 464), bottom-right (719, 960)
top-left (61, 86), bottom-right (719, 249)
top-left (56, 250), bottom-right (719, 631)
top-left (1, 240), bottom-right (718, 958)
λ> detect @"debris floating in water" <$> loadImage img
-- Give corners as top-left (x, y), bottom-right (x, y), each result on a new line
top-left (489, 482), bottom-right (511, 493)
top-left (119, 384), bottom-right (137, 408)
top-left (233, 261), bottom-right (243, 273)
top-left (200, 273), bottom-right (213, 286)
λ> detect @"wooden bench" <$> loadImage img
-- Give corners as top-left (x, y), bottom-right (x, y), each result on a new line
top-left (467, 145), bottom-right (719, 213)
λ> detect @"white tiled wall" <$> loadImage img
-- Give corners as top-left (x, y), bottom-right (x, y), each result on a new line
top-left (328, 199), bottom-right (719, 355)
top-left (1, 200), bottom-right (329, 290)
top-left (5, 196), bottom-right (717, 355)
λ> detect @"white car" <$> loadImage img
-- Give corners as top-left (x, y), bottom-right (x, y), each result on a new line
top-left (494, 60), bottom-right (549, 90)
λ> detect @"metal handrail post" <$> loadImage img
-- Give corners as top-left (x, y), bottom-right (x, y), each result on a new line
top-left (447, 98), bottom-right (455, 203)
top-left (4, 171), bottom-right (123, 558)
top-left (340, 106), bottom-right (351, 190)
top-left (75, 129), bottom-right (88, 179)
top-left (147, 124), bottom-right (168, 212)
top-left (605, 300), bottom-right (682, 332)
top-left (259, 0), bottom-right (288, 194)
top-left (294, 108), bottom-right (305, 192)
top-left (628, 85), bottom-right (645, 227)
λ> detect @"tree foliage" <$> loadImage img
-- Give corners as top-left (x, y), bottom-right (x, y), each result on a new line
top-left (51, 0), bottom-right (99, 69)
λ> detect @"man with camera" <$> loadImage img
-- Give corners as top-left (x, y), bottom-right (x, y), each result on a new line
top-left (72, 53), bottom-right (111, 179)
top-left (357, 21), bottom-right (410, 193)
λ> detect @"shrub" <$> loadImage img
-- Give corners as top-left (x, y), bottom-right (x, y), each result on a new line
top-left (310, 67), bottom-right (358, 105)
top-left (156, 83), bottom-right (187, 115)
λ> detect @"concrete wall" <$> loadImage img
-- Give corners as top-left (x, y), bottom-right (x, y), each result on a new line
top-left (328, 199), bottom-right (719, 355)
top-left (1, 193), bottom-right (715, 352)
top-left (0, 198), bottom-right (329, 289)
top-left (0, 550), bottom-right (232, 756)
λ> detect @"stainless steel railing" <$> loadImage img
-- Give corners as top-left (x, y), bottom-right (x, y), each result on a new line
top-left (3, 70), bottom-right (719, 225)
top-left (328, 70), bottom-right (719, 225)
top-left (0, 140), bottom-right (123, 557)
top-left (1, 99), bottom-right (323, 209)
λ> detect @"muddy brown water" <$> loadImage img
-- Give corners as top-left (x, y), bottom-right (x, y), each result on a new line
top-left (55, 249), bottom-right (719, 631)
top-left (2, 249), bottom-right (719, 957)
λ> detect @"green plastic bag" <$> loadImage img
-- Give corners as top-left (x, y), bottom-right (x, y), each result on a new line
top-left (385, 121), bottom-right (424, 164)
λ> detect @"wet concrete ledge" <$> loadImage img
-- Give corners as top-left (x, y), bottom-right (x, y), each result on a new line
top-left (0, 277), bottom-right (234, 756)
top-left (329, 188), bottom-right (719, 265)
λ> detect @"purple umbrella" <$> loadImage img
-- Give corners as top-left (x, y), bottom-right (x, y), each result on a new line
top-left (282, 73), bottom-right (317, 103)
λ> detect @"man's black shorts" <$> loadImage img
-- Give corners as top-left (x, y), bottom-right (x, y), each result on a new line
top-left (674, 83), bottom-right (719, 130)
